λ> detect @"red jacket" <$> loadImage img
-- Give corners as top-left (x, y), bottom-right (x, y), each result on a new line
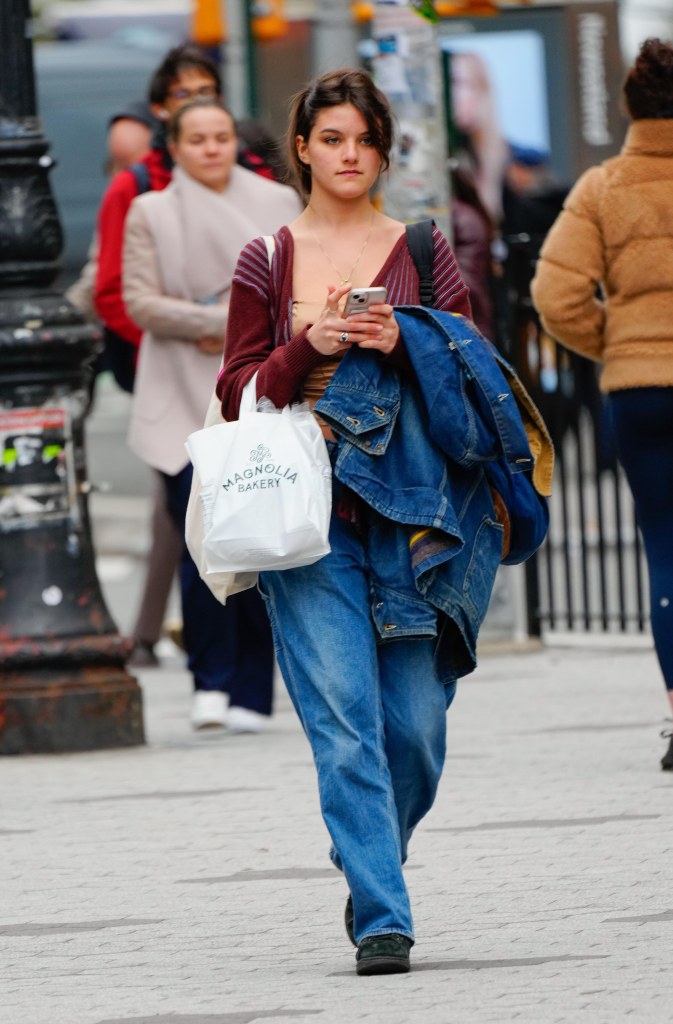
top-left (94, 147), bottom-right (172, 346)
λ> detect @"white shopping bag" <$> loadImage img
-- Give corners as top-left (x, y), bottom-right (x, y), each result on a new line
top-left (185, 375), bottom-right (332, 574)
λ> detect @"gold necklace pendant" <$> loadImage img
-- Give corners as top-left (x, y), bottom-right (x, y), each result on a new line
top-left (307, 209), bottom-right (376, 285)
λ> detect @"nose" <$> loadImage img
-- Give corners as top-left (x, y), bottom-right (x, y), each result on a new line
top-left (342, 138), bottom-right (358, 163)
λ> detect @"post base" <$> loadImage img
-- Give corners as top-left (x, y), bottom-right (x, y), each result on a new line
top-left (0, 666), bottom-right (145, 754)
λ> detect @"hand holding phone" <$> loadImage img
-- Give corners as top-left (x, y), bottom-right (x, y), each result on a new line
top-left (344, 286), bottom-right (388, 317)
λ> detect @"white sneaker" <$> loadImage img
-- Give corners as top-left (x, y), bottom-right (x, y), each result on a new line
top-left (191, 690), bottom-right (228, 730)
top-left (226, 706), bottom-right (267, 734)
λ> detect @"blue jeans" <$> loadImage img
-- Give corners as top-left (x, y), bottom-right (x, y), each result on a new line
top-left (609, 387), bottom-right (673, 691)
top-left (259, 489), bottom-right (456, 943)
top-left (161, 464), bottom-right (274, 713)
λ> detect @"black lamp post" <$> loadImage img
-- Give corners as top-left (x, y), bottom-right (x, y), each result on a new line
top-left (0, 0), bottom-right (145, 754)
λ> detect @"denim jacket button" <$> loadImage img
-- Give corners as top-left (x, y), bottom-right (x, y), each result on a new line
top-left (364, 439), bottom-right (372, 447)
top-left (346, 416), bottom-right (360, 426)
top-left (383, 623), bottom-right (397, 631)
top-left (373, 406), bottom-right (386, 417)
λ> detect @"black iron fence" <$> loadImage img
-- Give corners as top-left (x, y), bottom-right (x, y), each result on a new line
top-left (501, 236), bottom-right (650, 639)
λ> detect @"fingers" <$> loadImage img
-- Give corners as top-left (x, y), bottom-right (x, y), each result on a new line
top-left (325, 283), bottom-right (351, 314)
top-left (310, 291), bottom-right (393, 355)
top-left (346, 304), bottom-right (393, 322)
top-left (349, 311), bottom-right (399, 354)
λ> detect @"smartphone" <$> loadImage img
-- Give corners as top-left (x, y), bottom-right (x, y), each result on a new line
top-left (345, 287), bottom-right (388, 317)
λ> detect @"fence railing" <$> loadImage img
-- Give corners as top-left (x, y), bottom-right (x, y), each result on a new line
top-left (501, 236), bottom-right (650, 640)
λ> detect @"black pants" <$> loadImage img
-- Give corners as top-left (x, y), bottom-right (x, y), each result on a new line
top-left (161, 463), bottom-right (274, 713)
top-left (609, 386), bottom-right (673, 692)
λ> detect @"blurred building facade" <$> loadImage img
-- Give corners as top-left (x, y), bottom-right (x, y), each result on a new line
top-left (31, 0), bottom-right (673, 281)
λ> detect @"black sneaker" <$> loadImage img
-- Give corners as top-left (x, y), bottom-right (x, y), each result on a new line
top-left (661, 731), bottom-right (673, 771)
top-left (345, 895), bottom-right (355, 946)
top-left (355, 933), bottom-right (412, 976)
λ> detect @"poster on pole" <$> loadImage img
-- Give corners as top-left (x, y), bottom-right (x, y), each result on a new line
top-left (0, 405), bottom-right (76, 530)
top-left (369, 1), bottom-right (451, 234)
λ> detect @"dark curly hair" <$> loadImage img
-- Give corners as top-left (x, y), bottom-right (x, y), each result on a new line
top-left (148, 44), bottom-right (221, 106)
top-left (623, 38), bottom-right (673, 119)
top-left (286, 68), bottom-right (394, 196)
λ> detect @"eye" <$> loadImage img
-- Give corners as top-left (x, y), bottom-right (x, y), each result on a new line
top-left (361, 136), bottom-right (374, 146)
top-left (323, 135), bottom-right (340, 145)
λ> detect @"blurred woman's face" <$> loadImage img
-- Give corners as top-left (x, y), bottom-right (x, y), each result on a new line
top-left (171, 106), bottom-right (238, 192)
top-left (451, 54), bottom-right (490, 133)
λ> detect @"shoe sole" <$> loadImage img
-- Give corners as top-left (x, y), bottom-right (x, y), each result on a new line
top-left (356, 957), bottom-right (410, 976)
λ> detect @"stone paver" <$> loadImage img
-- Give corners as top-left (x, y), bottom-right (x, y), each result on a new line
top-left (2, 642), bottom-right (672, 1024)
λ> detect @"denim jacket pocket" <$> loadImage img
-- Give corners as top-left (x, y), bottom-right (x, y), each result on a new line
top-left (462, 515), bottom-right (504, 625)
top-left (370, 582), bottom-right (438, 640)
top-left (315, 386), bottom-right (399, 455)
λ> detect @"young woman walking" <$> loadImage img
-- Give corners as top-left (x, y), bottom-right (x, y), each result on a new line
top-left (217, 69), bottom-right (474, 975)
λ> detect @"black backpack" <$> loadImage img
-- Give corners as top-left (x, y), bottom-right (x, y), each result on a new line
top-left (405, 219), bottom-right (435, 307)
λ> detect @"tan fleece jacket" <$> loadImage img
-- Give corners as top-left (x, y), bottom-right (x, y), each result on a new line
top-left (531, 119), bottom-right (673, 392)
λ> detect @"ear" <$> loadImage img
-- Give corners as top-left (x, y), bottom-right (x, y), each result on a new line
top-left (151, 102), bottom-right (170, 121)
top-left (295, 134), bottom-right (309, 165)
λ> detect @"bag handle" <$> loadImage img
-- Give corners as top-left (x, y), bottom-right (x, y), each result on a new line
top-left (238, 372), bottom-right (259, 415)
top-left (237, 237), bottom-right (276, 416)
top-left (262, 234), bottom-right (276, 266)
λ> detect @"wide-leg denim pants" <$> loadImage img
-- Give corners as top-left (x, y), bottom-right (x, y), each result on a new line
top-left (259, 493), bottom-right (456, 944)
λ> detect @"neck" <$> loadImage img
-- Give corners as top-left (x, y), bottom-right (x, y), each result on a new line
top-left (306, 194), bottom-right (375, 228)
top-left (176, 164), bottom-right (232, 193)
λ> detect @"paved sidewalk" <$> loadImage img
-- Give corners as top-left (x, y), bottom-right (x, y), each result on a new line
top-left (2, 639), bottom-right (672, 1024)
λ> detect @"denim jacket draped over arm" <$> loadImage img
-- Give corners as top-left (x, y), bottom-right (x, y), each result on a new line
top-left (314, 309), bottom-right (552, 684)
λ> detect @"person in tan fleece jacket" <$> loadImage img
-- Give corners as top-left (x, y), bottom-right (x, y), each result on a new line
top-left (531, 37), bottom-right (673, 771)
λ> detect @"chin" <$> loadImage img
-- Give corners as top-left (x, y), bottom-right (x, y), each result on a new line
top-left (198, 173), bottom-right (228, 189)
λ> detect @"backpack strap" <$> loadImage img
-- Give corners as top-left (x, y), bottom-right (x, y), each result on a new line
top-left (129, 161), bottom-right (151, 195)
top-left (405, 219), bottom-right (435, 307)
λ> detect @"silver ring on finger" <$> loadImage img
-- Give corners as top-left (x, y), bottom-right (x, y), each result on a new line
top-left (339, 331), bottom-right (349, 344)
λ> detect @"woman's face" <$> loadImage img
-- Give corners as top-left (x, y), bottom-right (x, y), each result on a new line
top-left (451, 53), bottom-right (490, 134)
top-left (171, 106), bottom-right (238, 191)
top-left (296, 103), bottom-right (382, 201)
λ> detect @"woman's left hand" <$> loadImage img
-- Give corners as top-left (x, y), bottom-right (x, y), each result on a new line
top-left (195, 335), bottom-right (224, 355)
top-left (347, 304), bottom-right (399, 356)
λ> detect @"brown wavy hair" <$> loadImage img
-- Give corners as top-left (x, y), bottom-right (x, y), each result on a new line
top-left (286, 68), bottom-right (394, 196)
top-left (623, 38), bottom-right (673, 119)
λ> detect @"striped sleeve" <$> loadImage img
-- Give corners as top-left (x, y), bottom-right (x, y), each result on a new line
top-left (384, 226), bottom-right (472, 318)
top-left (232, 236), bottom-right (272, 303)
top-left (430, 226), bottom-right (472, 316)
